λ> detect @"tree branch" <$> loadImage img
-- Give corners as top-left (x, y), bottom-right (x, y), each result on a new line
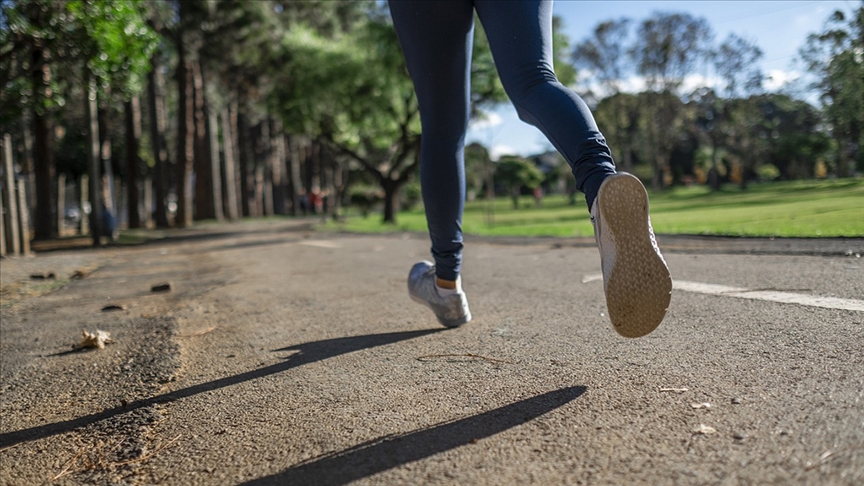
top-left (321, 133), bottom-right (384, 183)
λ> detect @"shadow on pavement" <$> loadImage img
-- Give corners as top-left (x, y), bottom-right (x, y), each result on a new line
top-left (242, 386), bottom-right (587, 486)
top-left (0, 329), bottom-right (441, 449)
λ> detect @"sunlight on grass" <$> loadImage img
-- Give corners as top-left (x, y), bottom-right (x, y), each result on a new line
top-left (322, 178), bottom-right (864, 238)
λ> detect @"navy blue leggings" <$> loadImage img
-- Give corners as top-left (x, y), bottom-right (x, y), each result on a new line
top-left (389, 0), bottom-right (616, 281)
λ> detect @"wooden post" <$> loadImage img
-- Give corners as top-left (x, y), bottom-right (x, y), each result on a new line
top-left (3, 133), bottom-right (20, 255)
top-left (57, 172), bottom-right (66, 237)
top-left (17, 179), bottom-right (30, 255)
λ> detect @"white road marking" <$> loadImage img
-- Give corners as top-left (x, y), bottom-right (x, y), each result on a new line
top-left (299, 240), bottom-right (342, 249)
top-left (582, 274), bottom-right (864, 312)
top-left (673, 280), bottom-right (864, 312)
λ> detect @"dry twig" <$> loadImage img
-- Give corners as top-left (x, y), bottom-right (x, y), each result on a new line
top-left (178, 326), bottom-right (217, 338)
top-left (416, 353), bottom-right (512, 364)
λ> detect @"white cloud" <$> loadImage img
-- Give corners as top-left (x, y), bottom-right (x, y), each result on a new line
top-left (489, 144), bottom-right (516, 161)
top-left (681, 74), bottom-right (723, 93)
top-left (765, 69), bottom-right (801, 91)
top-left (617, 76), bottom-right (648, 94)
top-left (581, 74), bottom-right (723, 97)
top-left (469, 112), bottom-right (503, 130)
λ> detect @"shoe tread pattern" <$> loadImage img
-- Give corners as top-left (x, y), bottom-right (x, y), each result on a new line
top-left (598, 174), bottom-right (672, 337)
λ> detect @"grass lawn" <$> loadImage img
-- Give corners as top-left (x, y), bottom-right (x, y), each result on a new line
top-left (322, 178), bottom-right (864, 238)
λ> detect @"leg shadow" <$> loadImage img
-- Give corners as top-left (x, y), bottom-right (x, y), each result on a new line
top-left (0, 329), bottom-right (441, 448)
top-left (242, 386), bottom-right (587, 486)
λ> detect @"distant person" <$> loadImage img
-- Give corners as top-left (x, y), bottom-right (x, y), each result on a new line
top-left (391, 0), bottom-right (671, 337)
top-left (533, 186), bottom-right (544, 207)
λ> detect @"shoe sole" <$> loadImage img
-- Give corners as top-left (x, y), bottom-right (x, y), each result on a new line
top-left (597, 173), bottom-right (672, 338)
top-left (409, 294), bottom-right (472, 328)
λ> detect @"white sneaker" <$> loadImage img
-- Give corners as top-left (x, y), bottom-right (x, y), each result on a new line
top-left (408, 261), bottom-right (471, 328)
top-left (591, 173), bottom-right (672, 337)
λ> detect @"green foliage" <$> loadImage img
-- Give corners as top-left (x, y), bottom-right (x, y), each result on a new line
top-left (66, 0), bottom-right (158, 97)
top-left (400, 180), bottom-right (422, 210)
top-left (0, 0), bottom-right (69, 123)
top-left (800, 4), bottom-right (864, 175)
top-left (632, 12), bottom-right (713, 92)
top-left (495, 156), bottom-right (544, 208)
top-left (349, 185), bottom-right (383, 217)
top-left (593, 92), bottom-right (640, 169)
top-left (470, 17), bottom-right (507, 113)
top-left (464, 142), bottom-right (492, 199)
top-left (325, 178), bottom-right (864, 238)
top-left (551, 16), bottom-right (576, 87)
top-left (0, 0), bottom-right (157, 128)
top-left (713, 33), bottom-right (763, 97)
top-left (572, 18), bottom-right (632, 94)
top-left (275, 20), bottom-right (415, 149)
top-left (757, 164), bottom-right (780, 181)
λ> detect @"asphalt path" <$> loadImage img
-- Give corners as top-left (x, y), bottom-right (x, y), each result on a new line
top-left (1, 221), bottom-right (862, 485)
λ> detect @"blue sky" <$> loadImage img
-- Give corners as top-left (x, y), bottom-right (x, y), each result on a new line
top-left (467, 0), bottom-right (858, 159)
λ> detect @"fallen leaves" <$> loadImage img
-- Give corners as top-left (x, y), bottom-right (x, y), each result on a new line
top-left (75, 330), bottom-right (114, 350)
top-left (150, 282), bottom-right (173, 293)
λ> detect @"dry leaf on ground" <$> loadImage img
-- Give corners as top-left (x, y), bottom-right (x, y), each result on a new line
top-left (76, 330), bottom-right (114, 350)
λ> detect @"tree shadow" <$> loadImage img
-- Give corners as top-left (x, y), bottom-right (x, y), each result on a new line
top-left (241, 386), bottom-right (587, 486)
top-left (0, 329), bottom-right (441, 449)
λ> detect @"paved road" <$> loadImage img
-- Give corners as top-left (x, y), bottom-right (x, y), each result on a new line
top-left (1, 221), bottom-right (862, 485)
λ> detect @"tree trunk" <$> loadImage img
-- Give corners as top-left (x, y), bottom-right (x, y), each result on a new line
top-left (79, 174), bottom-right (89, 235)
top-left (382, 179), bottom-right (399, 224)
top-left (143, 177), bottom-right (153, 228)
top-left (836, 133), bottom-right (850, 178)
top-left (708, 142), bottom-right (721, 191)
top-left (237, 110), bottom-right (253, 217)
top-left (98, 106), bottom-right (116, 218)
top-left (323, 155), bottom-right (334, 217)
top-left (125, 97), bottom-right (142, 228)
top-left (221, 107), bottom-right (239, 221)
top-left (176, 52), bottom-right (195, 227)
top-left (288, 135), bottom-right (302, 216)
top-left (193, 60), bottom-right (214, 221)
top-left (270, 118), bottom-right (287, 215)
top-left (255, 164), bottom-right (266, 217)
top-left (652, 161), bottom-right (664, 190)
top-left (620, 145), bottom-right (633, 172)
top-left (86, 78), bottom-right (102, 246)
top-left (32, 46), bottom-right (55, 240)
top-left (259, 121), bottom-right (273, 217)
top-left (309, 139), bottom-right (321, 199)
top-left (147, 57), bottom-right (170, 228)
top-left (2, 133), bottom-right (20, 255)
top-left (56, 173), bottom-right (65, 235)
top-left (332, 159), bottom-right (346, 219)
top-left (208, 109), bottom-right (224, 222)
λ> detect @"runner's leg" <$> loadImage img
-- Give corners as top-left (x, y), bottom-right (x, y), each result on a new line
top-left (389, 0), bottom-right (475, 282)
top-left (475, 0), bottom-right (616, 208)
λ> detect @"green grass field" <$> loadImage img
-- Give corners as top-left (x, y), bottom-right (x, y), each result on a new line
top-left (323, 178), bottom-right (864, 238)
